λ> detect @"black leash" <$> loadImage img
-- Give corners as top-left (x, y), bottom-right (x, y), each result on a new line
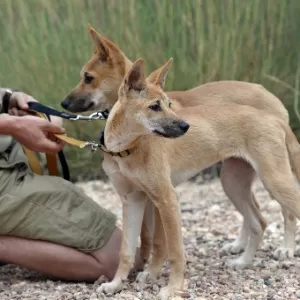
top-left (27, 102), bottom-right (109, 120)
top-left (27, 102), bottom-right (110, 181)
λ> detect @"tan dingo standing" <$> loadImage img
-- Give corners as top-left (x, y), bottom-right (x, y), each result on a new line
top-left (95, 58), bottom-right (300, 299)
top-left (62, 25), bottom-right (298, 265)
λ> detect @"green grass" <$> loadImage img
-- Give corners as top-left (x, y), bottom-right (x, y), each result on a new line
top-left (0, 0), bottom-right (300, 180)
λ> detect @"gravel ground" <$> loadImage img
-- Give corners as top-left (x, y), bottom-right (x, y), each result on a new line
top-left (1, 176), bottom-right (300, 300)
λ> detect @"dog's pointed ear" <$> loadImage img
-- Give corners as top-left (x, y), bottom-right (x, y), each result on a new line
top-left (147, 58), bottom-right (173, 89)
top-left (123, 59), bottom-right (146, 92)
top-left (88, 24), bottom-right (109, 62)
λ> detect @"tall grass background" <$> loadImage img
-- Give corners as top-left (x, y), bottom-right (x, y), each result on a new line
top-left (0, 0), bottom-right (299, 181)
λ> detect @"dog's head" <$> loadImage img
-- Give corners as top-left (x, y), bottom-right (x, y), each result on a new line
top-left (61, 25), bottom-right (129, 113)
top-left (117, 58), bottom-right (190, 139)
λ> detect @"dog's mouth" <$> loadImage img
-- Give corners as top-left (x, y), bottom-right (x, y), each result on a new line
top-left (153, 130), bottom-right (182, 139)
top-left (153, 130), bottom-right (169, 138)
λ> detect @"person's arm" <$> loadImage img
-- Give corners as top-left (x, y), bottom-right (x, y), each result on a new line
top-left (0, 115), bottom-right (19, 135)
top-left (0, 89), bottom-right (66, 153)
top-left (0, 88), bottom-right (16, 113)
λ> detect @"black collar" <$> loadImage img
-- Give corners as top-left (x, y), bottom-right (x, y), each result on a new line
top-left (99, 130), bottom-right (131, 157)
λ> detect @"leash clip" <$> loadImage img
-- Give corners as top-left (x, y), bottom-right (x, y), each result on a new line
top-left (69, 110), bottom-right (109, 121)
top-left (80, 141), bottom-right (101, 152)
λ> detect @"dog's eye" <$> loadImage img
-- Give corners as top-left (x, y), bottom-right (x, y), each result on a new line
top-left (149, 104), bottom-right (162, 111)
top-left (84, 74), bottom-right (94, 84)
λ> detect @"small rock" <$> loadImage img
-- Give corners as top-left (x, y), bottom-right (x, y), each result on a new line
top-left (152, 284), bottom-right (159, 293)
top-left (198, 248), bottom-right (207, 256)
top-left (89, 293), bottom-right (98, 300)
top-left (250, 292), bottom-right (264, 297)
top-left (268, 262), bottom-right (278, 270)
top-left (275, 274), bottom-right (283, 282)
top-left (295, 290), bottom-right (300, 298)
top-left (257, 278), bottom-right (265, 286)
top-left (264, 278), bottom-right (273, 286)
top-left (175, 291), bottom-right (191, 298)
top-left (279, 260), bottom-right (294, 269)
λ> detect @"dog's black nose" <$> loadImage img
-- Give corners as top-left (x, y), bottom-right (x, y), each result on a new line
top-left (178, 121), bottom-right (190, 132)
top-left (61, 98), bottom-right (70, 109)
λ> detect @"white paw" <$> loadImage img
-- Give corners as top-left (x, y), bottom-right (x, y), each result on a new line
top-left (220, 241), bottom-right (246, 256)
top-left (96, 281), bottom-right (122, 296)
top-left (228, 256), bottom-right (252, 270)
top-left (136, 271), bottom-right (150, 285)
top-left (273, 247), bottom-right (294, 260)
top-left (137, 270), bottom-right (159, 285)
top-left (158, 286), bottom-right (171, 300)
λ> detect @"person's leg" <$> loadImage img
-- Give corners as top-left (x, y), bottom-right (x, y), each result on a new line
top-left (0, 235), bottom-right (106, 282)
top-left (0, 170), bottom-right (140, 282)
top-left (0, 227), bottom-right (140, 282)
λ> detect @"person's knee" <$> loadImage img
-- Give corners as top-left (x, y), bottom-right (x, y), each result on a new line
top-left (90, 226), bottom-right (122, 280)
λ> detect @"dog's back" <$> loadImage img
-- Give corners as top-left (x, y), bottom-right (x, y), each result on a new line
top-left (167, 81), bottom-right (289, 123)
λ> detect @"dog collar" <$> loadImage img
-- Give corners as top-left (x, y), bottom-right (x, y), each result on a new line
top-left (99, 131), bottom-right (131, 158)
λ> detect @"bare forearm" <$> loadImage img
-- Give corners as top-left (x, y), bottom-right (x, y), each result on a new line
top-left (0, 115), bottom-right (18, 136)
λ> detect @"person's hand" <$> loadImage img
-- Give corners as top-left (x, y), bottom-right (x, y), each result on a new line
top-left (8, 91), bottom-right (38, 116)
top-left (9, 115), bottom-right (66, 153)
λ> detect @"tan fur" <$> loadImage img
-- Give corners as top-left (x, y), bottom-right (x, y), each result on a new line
top-left (62, 26), bottom-right (298, 288)
top-left (94, 59), bottom-right (300, 299)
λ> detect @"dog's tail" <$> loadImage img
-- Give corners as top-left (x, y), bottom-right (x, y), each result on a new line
top-left (283, 121), bottom-right (300, 182)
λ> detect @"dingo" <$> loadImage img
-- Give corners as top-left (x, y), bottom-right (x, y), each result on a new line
top-left (62, 25), bottom-right (297, 268)
top-left (95, 58), bottom-right (300, 299)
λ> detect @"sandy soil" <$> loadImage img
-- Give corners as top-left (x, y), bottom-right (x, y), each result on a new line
top-left (0, 177), bottom-right (300, 300)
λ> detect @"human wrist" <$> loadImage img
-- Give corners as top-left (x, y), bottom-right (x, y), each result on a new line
top-left (0, 88), bottom-right (19, 113)
top-left (0, 115), bottom-right (20, 136)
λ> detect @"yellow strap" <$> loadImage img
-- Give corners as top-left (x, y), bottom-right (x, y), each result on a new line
top-left (22, 147), bottom-right (43, 175)
top-left (46, 153), bottom-right (58, 176)
top-left (22, 110), bottom-right (97, 176)
top-left (53, 133), bottom-right (90, 148)
top-left (34, 111), bottom-right (89, 148)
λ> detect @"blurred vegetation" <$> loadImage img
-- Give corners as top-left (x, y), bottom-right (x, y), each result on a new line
top-left (0, 0), bottom-right (300, 181)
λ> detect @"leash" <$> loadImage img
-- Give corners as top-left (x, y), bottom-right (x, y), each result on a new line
top-left (18, 102), bottom-right (110, 180)
top-left (28, 102), bottom-right (108, 152)
top-left (27, 102), bottom-right (109, 121)
top-left (27, 102), bottom-right (131, 156)
top-left (16, 101), bottom-right (131, 179)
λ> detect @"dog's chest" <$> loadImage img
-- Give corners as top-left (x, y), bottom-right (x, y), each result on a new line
top-left (104, 155), bottom-right (141, 179)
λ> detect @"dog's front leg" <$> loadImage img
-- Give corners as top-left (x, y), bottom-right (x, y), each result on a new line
top-left (149, 186), bottom-right (186, 300)
top-left (97, 189), bottom-right (147, 296)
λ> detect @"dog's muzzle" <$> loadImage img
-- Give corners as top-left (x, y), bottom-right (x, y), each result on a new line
top-left (154, 120), bottom-right (190, 138)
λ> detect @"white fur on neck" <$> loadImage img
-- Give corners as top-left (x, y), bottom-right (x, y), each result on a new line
top-left (104, 129), bottom-right (142, 153)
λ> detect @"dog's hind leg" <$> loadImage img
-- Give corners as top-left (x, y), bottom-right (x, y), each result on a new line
top-left (137, 207), bottom-right (167, 285)
top-left (250, 140), bottom-right (300, 259)
top-left (219, 158), bottom-right (267, 269)
top-left (273, 208), bottom-right (297, 260)
top-left (138, 201), bottom-right (155, 269)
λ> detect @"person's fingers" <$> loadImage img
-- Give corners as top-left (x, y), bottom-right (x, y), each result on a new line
top-left (18, 111), bottom-right (29, 116)
top-left (11, 92), bottom-right (38, 110)
top-left (10, 108), bottom-right (19, 116)
top-left (42, 122), bottom-right (66, 134)
top-left (39, 138), bottom-right (65, 153)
